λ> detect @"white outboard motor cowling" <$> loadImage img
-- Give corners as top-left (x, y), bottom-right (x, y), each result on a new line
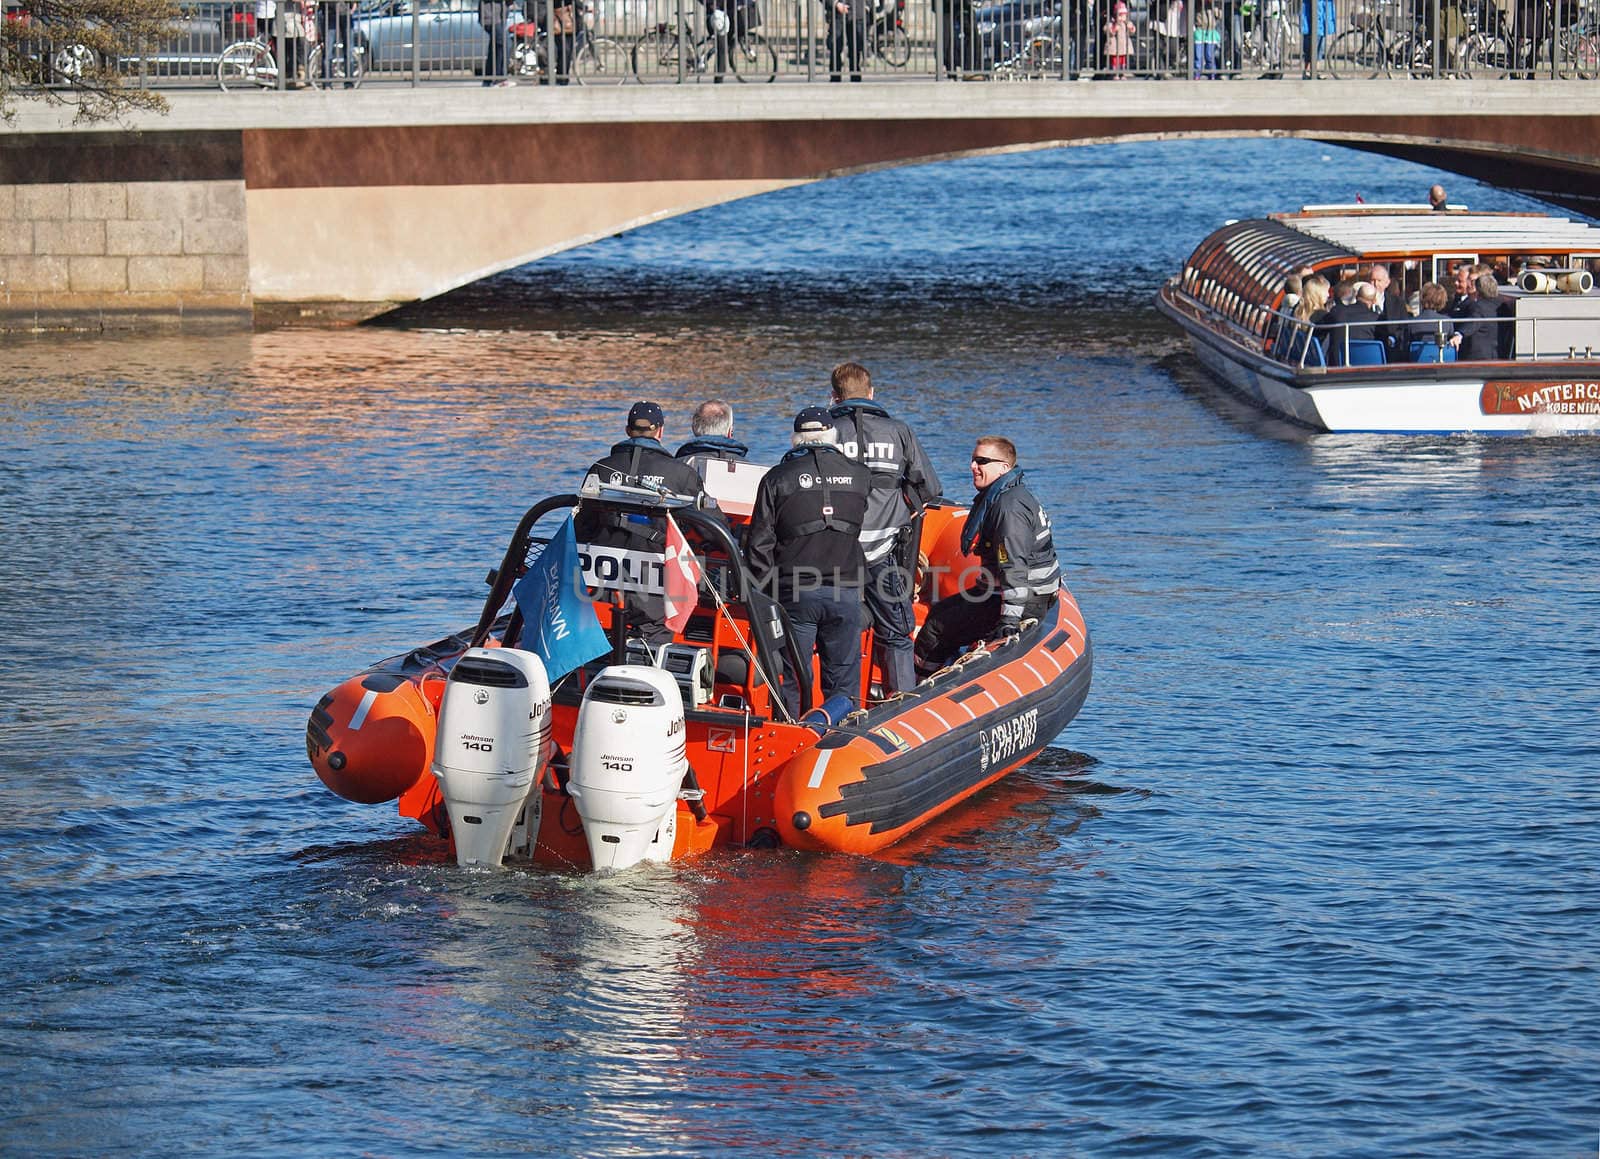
top-left (432, 647), bottom-right (552, 867)
top-left (568, 664), bottom-right (688, 872)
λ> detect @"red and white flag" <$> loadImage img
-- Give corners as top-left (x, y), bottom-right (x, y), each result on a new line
top-left (663, 514), bottom-right (703, 633)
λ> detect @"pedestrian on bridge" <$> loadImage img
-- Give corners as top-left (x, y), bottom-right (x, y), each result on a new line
top-left (480, 0), bottom-right (514, 85)
top-left (825, 0), bottom-right (869, 80)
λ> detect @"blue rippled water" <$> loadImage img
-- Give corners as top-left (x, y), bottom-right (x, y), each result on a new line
top-left (2, 139), bottom-right (1596, 1156)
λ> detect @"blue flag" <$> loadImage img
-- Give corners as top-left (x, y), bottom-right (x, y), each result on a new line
top-left (512, 514), bottom-right (611, 683)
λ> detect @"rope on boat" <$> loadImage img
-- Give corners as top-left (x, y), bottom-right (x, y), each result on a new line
top-left (702, 575), bottom-right (797, 725)
top-left (919, 616), bottom-right (1040, 685)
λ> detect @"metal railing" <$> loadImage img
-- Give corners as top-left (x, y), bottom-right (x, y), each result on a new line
top-left (4, 0), bottom-right (1596, 86)
top-left (1266, 305), bottom-right (1600, 369)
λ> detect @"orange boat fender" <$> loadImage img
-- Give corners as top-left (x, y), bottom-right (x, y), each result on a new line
top-left (306, 672), bottom-right (436, 804)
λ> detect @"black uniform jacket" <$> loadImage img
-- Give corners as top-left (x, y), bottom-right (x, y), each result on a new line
top-left (674, 435), bottom-right (750, 481)
top-left (963, 469), bottom-right (1061, 622)
top-left (828, 398), bottom-right (942, 566)
top-left (576, 437), bottom-right (716, 555)
top-left (745, 443), bottom-right (870, 600)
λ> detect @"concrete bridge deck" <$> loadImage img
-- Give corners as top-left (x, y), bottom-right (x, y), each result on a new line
top-left (3, 81), bottom-right (1598, 327)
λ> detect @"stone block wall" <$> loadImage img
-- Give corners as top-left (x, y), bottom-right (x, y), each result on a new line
top-left (0, 179), bottom-right (252, 331)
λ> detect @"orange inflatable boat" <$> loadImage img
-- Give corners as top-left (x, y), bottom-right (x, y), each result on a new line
top-left (306, 472), bottom-right (1092, 870)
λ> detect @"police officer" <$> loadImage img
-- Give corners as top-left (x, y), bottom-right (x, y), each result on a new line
top-left (577, 401), bottom-right (713, 648)
top-left (745, 406), bottom-right (871, 718)
top-left (913, 435), bottom-right (1059, 677)
top-left (828, 362), bottom-right (941, 699)
top-left (674, 398), bottom-right (749, 480)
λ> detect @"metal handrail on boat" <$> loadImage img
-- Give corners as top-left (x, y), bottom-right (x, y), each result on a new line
top-left (469, 490), bottom-right (811, 716)
top-left (1264, 306), bottom-right (1600, 369)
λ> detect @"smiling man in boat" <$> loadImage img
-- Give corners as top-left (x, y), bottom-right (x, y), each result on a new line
top-left (914, 436), bottom-right (1060, 679)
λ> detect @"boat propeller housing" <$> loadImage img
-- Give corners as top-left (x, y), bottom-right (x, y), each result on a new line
top-left (431, 647), bottom-right (552, 868)
top-left (567, 665), bottom-right (688, 872)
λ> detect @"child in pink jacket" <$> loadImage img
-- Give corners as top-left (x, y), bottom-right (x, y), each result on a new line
top-left (1103, 1), bottom-right (1135, 75)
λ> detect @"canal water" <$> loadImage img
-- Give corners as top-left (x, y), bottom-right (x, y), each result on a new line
top-left (2, 139), bottom-right (1596, 1156)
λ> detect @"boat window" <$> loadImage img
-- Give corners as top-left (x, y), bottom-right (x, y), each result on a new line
top-left (1432, 253), bottom-right (1477, 285)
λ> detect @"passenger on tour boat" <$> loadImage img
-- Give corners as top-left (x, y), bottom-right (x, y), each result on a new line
top-left (1401, 281), bottom-right (1461, 357)
top-left (1447, 263), bottom-right (1476, 314)
top-left (675, 398), bottom-right (750, 478)
top-left (1367, 262), bottom-right (1410, 353)
top-left (577, 400), bottom-right (717, 647)
top-left (1322, 280), bottom-right (1382, 356)
top-left (1429, 184), bottom-right (1449, 212)
top-left (913, 436), bottom-right (1059, 680)
top-left (1456, 272), bottom-right (1509, 361)
top-left (828, 361), bottom-right (942, 698)
top-left (745, 407), bottom-right (872, 717)
top-left (1281, 273), bottom-right (1304, 314)
top-left (1288, 273), bottom-right (1331, 361)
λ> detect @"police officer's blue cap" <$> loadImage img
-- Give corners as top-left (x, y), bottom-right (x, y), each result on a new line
top-left (793, 406), bottom-right (832, 433)
top-left (627, 400), bottom-right (664, 429)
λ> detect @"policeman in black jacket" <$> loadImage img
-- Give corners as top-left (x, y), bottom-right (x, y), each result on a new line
top-left (828, 361), bottom-right (941, 699)
top-left (914, 435), bottom-right (1059, 678)
top-left (576, 400), bottom-right (713, 648)
top-left (745, 407), bottom-right (871, 718)
top-left (674, 398), bottom-right (749, 480)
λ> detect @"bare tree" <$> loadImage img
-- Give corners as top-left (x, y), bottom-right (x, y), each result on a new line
top-left (2, 0), bottom-right (178, 122)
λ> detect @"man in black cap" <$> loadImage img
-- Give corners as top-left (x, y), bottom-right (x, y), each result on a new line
top-left (582, 401), bottom-right (710, 498)
top-left (745, 406), bottom-right (871, 718)
top-left (827, 361), bottom-right (941, 699)
top-left (577, 400), bottom-right (714, 648)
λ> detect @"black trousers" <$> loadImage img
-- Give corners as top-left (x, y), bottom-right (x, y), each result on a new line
top-left (317, 3), bottom-right (353, 78)
top-left (828, 17), bottom-right (865, 77)
top-left (914, 587), bottom-right (1053, 676)
top-left (779, 583), bottom-right (864, 717)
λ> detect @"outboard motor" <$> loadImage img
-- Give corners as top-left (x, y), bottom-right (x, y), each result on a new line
top-left (431, 647), bottom-right (552, 868)
top-left (567, 665), bottom-right (689, 871)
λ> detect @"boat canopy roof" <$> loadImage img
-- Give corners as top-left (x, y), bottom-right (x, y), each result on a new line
top-left (1180, 218), bottom-right (1352, 310)
top-left (1272, 208), bottom-right (1600, 259)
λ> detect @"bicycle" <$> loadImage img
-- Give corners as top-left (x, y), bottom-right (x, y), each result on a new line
top-left (987, 4), bottom-right (1066, 79)
top-left (306, 38), bottom-right (366, 87)
top-left (1237, 0), bottom-right (1296, 74)
top-left (1501, 0), bottom-right (1600, 76)
top-left (631, 5), bottom-right (778, 82)
top-left (868, 0), bottom-right (911, 66)
top-left (218, 30), bottom-right (286, 90)
top-left (1556, 12), bottom-right (1599, 76)
top-left (510, 5), bottom-right (629, 84)
top-left (218, 9), bottom-right (313, 91)
top-left (1325, 0), bottom-right (1428, 76)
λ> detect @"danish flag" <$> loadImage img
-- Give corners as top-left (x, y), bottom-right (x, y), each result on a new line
top-left (663, 514), bottom-right (704, 633)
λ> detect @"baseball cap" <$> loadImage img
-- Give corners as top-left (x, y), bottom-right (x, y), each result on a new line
top-left (793, 406), bottom-right (833, 433)
top-left (627, 400), bottom-right (664, 429)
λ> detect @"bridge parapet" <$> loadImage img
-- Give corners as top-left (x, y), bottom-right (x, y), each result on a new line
top-left (3, 82), bottom-right (1598, 329)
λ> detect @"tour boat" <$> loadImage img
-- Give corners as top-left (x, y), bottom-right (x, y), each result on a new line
top-left (1156, 204), bottom-right (1600, 434)
top-left (305, 465), bottom-right (1092, 871)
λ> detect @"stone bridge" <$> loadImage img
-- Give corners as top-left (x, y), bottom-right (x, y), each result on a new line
top-left (2, 82), bottom-right (1598, 327)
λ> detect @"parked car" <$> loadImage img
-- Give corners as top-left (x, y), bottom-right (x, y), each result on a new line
top-left (972, 0), bottom-right (1065, 72)
top-left (5, 0), bottom-right (269, 80)
top-left (355, 0), bottom-right (522, 72)
top-left (121, 1), bottom-right (254, 76)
